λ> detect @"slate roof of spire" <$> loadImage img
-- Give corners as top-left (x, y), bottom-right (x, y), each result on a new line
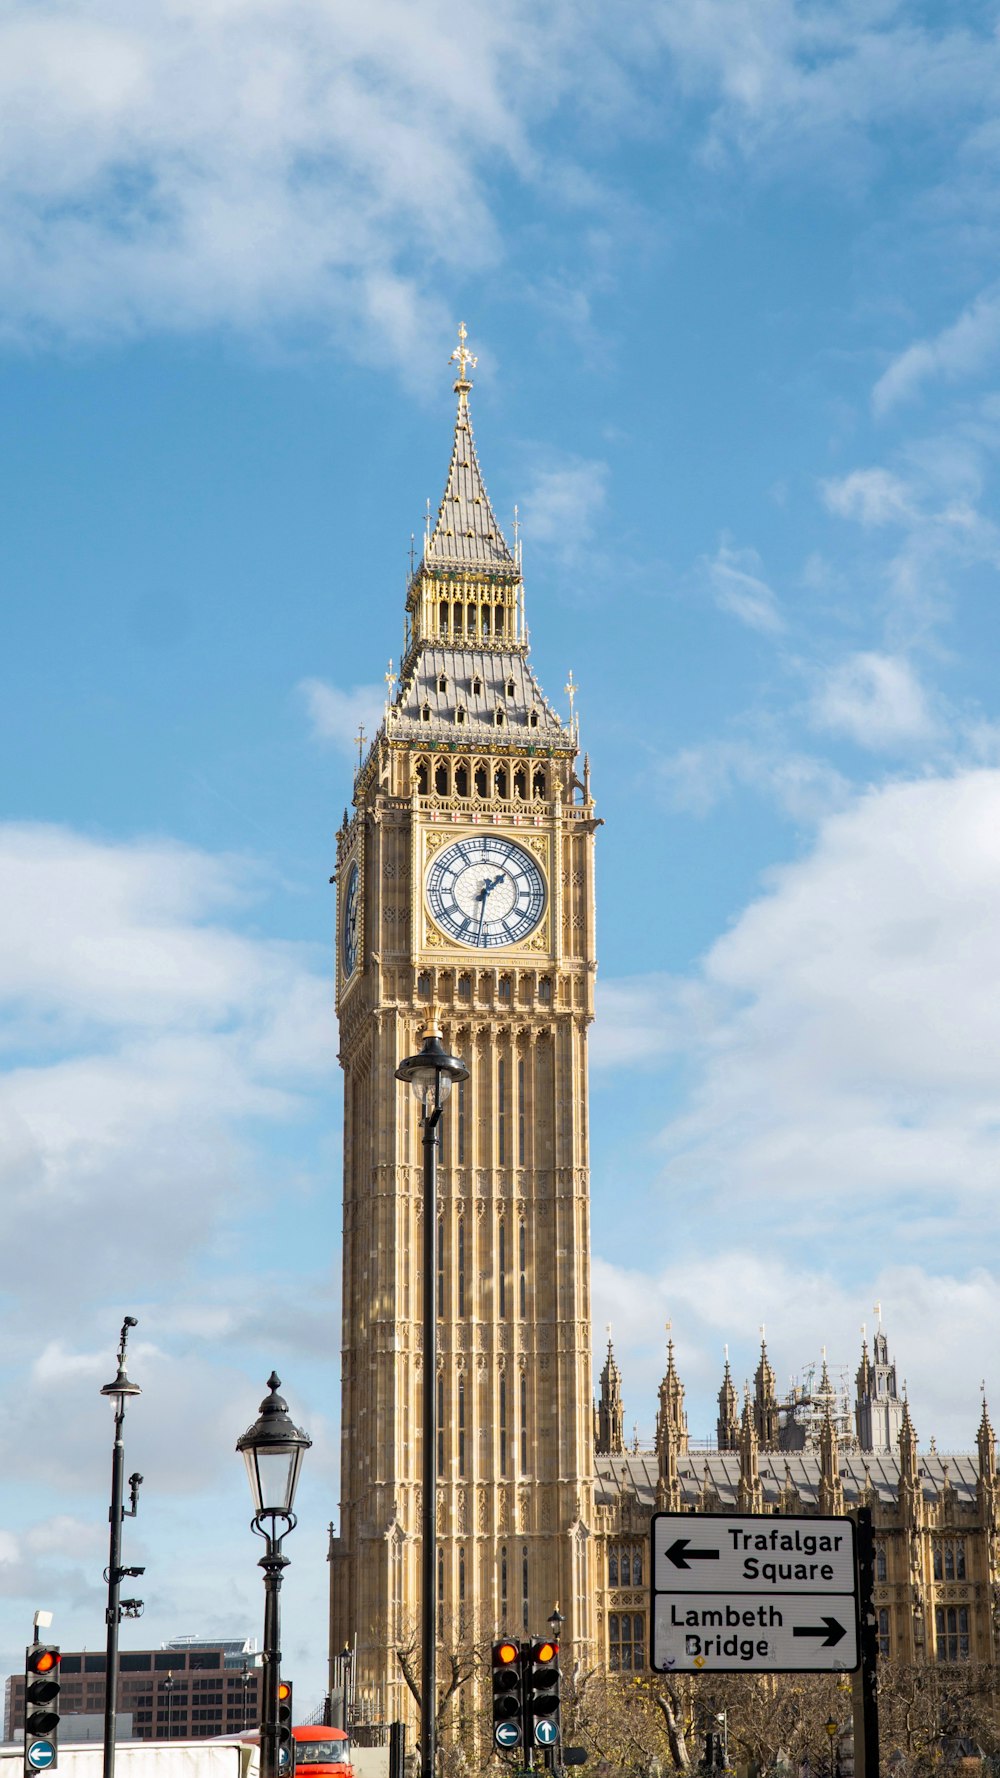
top-left (424, 382), bottom-right (517, 574)
top-left (595, 1451), bottom-right (981, 1510)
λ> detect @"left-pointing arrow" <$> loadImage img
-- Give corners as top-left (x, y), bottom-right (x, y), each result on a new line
top-left (792, 1618), bottom-right (847, 1648)
top-left (664, 1539), bottom-right (721, 1570)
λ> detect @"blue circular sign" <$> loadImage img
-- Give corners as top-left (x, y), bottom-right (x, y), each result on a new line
top-left (534, 1720), bottom-right (559, 1747)
top-left (495, 1722), bottom-right (521, 1748)
top-left (27, 1741), bottom-right (56, 1771)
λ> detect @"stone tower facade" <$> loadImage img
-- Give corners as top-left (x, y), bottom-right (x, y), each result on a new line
top-left (328, 336), bottom-right (599, 1723)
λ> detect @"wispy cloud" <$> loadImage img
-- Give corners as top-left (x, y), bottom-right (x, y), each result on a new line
top-left (698, 540), bottom-right (785, 634)
top-left (822, 467), bottom-right (915, 527)
top-left (656, 737), bottom-right (849, 822)
top-left (517, 454), bottom-right (609, 565)
top-left (810, 650), bottom-right (937, 750)
top-left (299, 679), bottom-right (385, 753)
top-left (873, 282), bottom-right (1000, 417)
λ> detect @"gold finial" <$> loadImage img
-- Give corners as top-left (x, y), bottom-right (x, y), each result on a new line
top-left (565, 669), bottom-right (577, 717)
top-left (450, 321), bottom-right (477, 386)
top-left (385, 658), bottom-right (397, 699)
top-left (355, 724), bottom-right (366, 768)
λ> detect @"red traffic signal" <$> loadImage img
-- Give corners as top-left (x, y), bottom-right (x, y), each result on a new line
top-left (27, 1651), bottom-right (60, 1678)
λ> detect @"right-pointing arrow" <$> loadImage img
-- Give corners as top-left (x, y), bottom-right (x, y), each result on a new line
top-left (664, 1538), bottom-right (721, 1570)
top-left (793, 1617), bottom-right (847, 1648)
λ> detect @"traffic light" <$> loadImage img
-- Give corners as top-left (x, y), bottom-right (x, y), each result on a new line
top-left (522, 1637), bottom-right (560, 1750)
top-left (277, 1679), bottom-right (295, 1774)
top-left (24, 1645), bottom-right (61, 1774)
top-left (491, 1641), bottom-right (522, 1748)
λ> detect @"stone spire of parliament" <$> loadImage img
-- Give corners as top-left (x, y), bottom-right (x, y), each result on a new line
top-left (329, 328), bottom-right (600, 1726)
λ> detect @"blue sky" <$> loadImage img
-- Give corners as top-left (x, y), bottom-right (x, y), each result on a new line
top-left (3, 0), bottom-right (1000, 1718)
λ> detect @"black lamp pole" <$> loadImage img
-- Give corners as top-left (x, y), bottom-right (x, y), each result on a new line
top-left (395, 1020), bottom-right (468, 1778)
top-left (237, 1374), bottom-right (311, 1778)
top-left (99, 1318), bottom-right (143, 1778)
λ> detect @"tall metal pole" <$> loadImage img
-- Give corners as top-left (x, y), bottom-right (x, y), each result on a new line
top-left (853, 1506), bottom-right (880, 1778)
top-left (420, 1105), bottom-right (442, 1778)
top-left (102, 1396), bottom-right (125, 1778)
top-left (259, 1535), bottom-right (288, 1778)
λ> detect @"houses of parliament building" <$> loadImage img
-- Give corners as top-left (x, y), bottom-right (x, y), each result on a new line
top-left (326, 329), bottom-right (1000, 1728)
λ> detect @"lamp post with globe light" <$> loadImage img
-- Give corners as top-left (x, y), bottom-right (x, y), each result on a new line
top-left (237, 1375), bottom-right (312, 1778)
top-left (99, 1318), bottom-right (144, 1778)
top-left (395, 1015), bottom-right (468, 1778)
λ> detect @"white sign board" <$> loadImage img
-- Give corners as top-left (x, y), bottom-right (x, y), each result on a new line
top-left (651, 1512), bottom-right (859, 1674)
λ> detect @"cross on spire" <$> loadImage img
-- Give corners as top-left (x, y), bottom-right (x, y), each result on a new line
top-left (355, 724), bottom-right (366, 767)
top-left (450, 321), bottom-right (477, 385)
top-left (385, 659), bottom-right (397, 700)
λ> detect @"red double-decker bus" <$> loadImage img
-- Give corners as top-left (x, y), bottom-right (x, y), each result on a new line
top-left (292, 1724), bottom-right (353, 1778)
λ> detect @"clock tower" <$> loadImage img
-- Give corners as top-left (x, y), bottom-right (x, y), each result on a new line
top-left (329, 331), bottom-right (599, 1725)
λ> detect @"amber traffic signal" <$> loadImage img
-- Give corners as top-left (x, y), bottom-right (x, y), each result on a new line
top-left (523, 1637), bottom-right (560, 1748)
top-left (24, 1645), bottom-right (61, 1774)
top-left (277, 1679), bottom-right (295, 1774)
top-left (491, 1641), bottom-right (523, 1745)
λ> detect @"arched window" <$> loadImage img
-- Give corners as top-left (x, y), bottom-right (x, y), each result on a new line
top-left (452, 601), bottom-right (463, 635)
top-left (482, 606), bottom-right (491, 637)
top-left (457, 1219), bottom-right (466, 1316)
top-left (436, 1373), bottom-right (445, 1475)
top-left (438, 673), bottom-right (447, 694)
top-left (439, 600), bottom-right (449, 634)
top-left (521, 1547), bottom-right (529, 1632)
top-left (456, 707), bottom-right (467, 727)
top-left (437, 1218), bottom-right (444, 1317)
top-left (500, 1546), bottom-right (508, 1620)
top-left (459, 1545), bottom-right (466, 1603)
top-left (472, 676), bottom-right (483, 696)
top-left (506, 678), bottom-right (515, 699)
top-left (876, 1545), bottom-right (887, 1583)
top-left (539, 977), bottom-right (552, 1003)
top-left (498, 1061), bottom-right (507, 1167)
top-left (416, 761), bottom-right (429, 795)
top-left (434, 762), bottom-right (448, 796)
top-left (467, 602), bottom-right (477, 636)
top-left (609, 1548), bottom-right (619, 1587)
top-left (532, 768), bottom-right (546, 798)
top-left (529, 710), bottom-right (539, 729)
top-left (475, 763), bottom-right (488, 797)
top-left (421, 704), bottom-right (431, 723)
top-left (520, 1371), bottom-right (527, 1473)
top-left (513, 766), bottom-right (527, 799)
top-left (455, 761), bottom-right (469, 795)
top-left (498, 976), bottom-right (512, 1002)
top-left (495, 766), bottom-right (508, 798)
top-left (437, 1545), bottom-right (445, 1637)
top-left (518, 1062), bottom-right (526, 1167)
top-left (498, 1216), bottom-right (507, 1315)
top-left (519, 1215), bottom-right (526, 1315)
top-left (499, 1371), bottom-right (508, 1474)
top-left (495, 707), bottom-right (505, 727)
top-left (458, 1379), bottom-right (466, 1477)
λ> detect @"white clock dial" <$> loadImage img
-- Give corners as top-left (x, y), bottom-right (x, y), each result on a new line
top-left (342, 860), bottom-right (360, 977)
top-left (426, 836), bottom-right (546, 948)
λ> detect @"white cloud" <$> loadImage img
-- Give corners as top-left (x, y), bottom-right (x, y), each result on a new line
top-left (822, 467), bottom-right (914, 527)
top-left (517, 455), bottom-right (609, 563)
top-left (0, 824), bottom-right (331, 1310)
top-left (299, 678), bottom-right (386, 753)
top-left (873, 282), bottom-right (1000, 417)
top-left (641, 769), bottom-right (1000, 1244)
top-left (655, 738), bottom-right (850, 822)
top-left (811, 650), bottom-right (936, 749)
top-left (699, 540), bottom-right (785, 633)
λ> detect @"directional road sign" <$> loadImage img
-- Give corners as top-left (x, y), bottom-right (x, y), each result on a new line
top-left (534, 1720), bottom-right (559, 1747)
top-left (26, 1742), bottom-right (56, 1772)
top-left (495, 1722), bottom-right (521, 1750)
top-left (651, 1512), bottom-right (859, 1674)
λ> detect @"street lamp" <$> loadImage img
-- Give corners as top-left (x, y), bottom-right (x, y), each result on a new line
top-left (395, 1015), bottom-right (468, 1778)
top-left (548, 1606), bottom-right (564, 1641)
top-left (237, 1374), bottom-right (311, 1778)
top-left (99, 1318), bottom-right (144, 1778)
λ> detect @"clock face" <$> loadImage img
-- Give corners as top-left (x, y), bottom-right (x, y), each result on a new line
top-left (426, 836), bottom-right (546, 949)
top-left (342, 860), bottom-right (360, 977)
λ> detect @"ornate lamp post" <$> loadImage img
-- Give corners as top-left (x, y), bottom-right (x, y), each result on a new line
top-left (395, 1017), bottom-right (468, 1778)
top-left (99, 1318), bottom-right (144, 1778)
top-left (237, 1375), bottom-right (312, 1778)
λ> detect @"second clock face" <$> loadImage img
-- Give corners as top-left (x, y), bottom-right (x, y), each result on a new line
top-left (426, 836), bottom-right (546, 948)
top-left (342, 860), bottom-right (360, 978)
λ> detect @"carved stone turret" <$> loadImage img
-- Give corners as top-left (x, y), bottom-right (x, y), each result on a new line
top-left (717, 1356), bottom-right (739, 1453)
top-left (754, 1339), bottom-right (780, 1450)
top-left (595, 1339), bottom-right (625, 1457)
top-left (738, 1390), bottom-right (764, 1513)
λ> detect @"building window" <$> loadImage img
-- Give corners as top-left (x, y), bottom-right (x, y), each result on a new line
top-left (529, 710), bottom-right (539, 729)
top-left (455, 759), bottom-right (468, 791)
top-left (933, 1540), bottom-right (967, 1581)
top-left (876, 1544), bottom-right (887, 1583)
top-left (532, 768), bottom-right (546, 798)
top-left (499, 1373), bottom-right (508, 1474)
top-left (935, 1605), bottom-right (970, 1663)
top-left (609, 1543), bottom-right (643, 1588)
top-left (506, 679), bottom-right (516, 698)
top-left (539, 977), bottom-right (551, 1003)
top-left (520, 1371), bottom-right (528, 1472)
top-left (878, 1609), bottom-right (891, 1658)
top-left (457, 1077), bottom-right (466, 1161)
top-left (458, 1219), bottom-right (466, 1317)
top-left (513, 767), bottom-right (527, 799)
top-left (609, 1613), bottom-right (645, 1672)
top-left (435, 761), bottom-right (449, 796)
top-left (456, 709), bottom-right (467, 729)
top-left (518, 1218), bottom-right (526, 1318)
top-left (499, 975), bottom-right (511, 1001)
top-left (437, 1373), bottom-right (445, 1475)
top-left (438, 674), bottom-right (447, 693)
top-left (498, 1218), bottom-right (507, 1317)
top-left (495, 765), bottom-right (508, 797)
top-left (458, 1378), bottom-right (466, 1477)
top-left (438, 1546), bottom-right (445, 1637)
top-left (498, 1059), bottom-right (507, 1165)
top-left (518, 1059), bottom-right (526, 1165)
top-left (500, 1545), bottom-right (508, 1621)
top-left (522, 1547), bottom-right (530, 1633)
top-left (475, 763), bottom-right (488, 797)
top-left (459, 1547), bottom-right (466, 1606)
top-left (473, 677), bottom-right (483, 696)
top-left (437, 1217), bottom-right (445, 1317)
top-left (421, 704), bottom-right (431, 722)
